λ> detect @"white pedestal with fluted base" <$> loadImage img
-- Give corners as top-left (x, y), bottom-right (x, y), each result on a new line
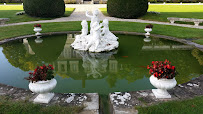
top-left (150, 75), bottom-right (177, 99)
top-left (29, 79), bottom-right (57, 103)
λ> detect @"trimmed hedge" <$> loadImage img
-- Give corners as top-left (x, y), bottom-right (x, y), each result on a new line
top-left (23, 0), bottom-right (65, 18)
top-left (107, 0), bottom-right (148, 19)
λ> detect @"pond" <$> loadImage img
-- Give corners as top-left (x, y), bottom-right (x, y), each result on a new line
top-left (0, 33), bottom-right (203, 95)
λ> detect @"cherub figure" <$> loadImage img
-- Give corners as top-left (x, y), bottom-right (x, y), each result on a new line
top-left (101, 19), bottom-right (118, 41)
top-left (71, 20), bottom-right (88, 47)
top-left (86, 10), bottom-right (100, 34)
top-left (86, 22), bottom-right (102, 51)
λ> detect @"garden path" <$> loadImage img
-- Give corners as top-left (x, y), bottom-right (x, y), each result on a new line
top-left (0, 4), bottom-right (203, 29)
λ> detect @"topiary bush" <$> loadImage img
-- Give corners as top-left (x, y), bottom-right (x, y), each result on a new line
top-left (23, 0), bottom-right (65, 18)
top-left (107, 0), bottom-right (148, 19)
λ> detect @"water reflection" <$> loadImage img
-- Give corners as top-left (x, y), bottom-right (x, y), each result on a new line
top-left (35, 36), bottom-right (43, 44)
top-left (23, 38), bottom-right (35, 55)
top-left (53, 34), bottom-right (118, 79)
top-left (0, 33), bottom-right (203, 93)
top-left (143, 35), bottom-right (151, 43)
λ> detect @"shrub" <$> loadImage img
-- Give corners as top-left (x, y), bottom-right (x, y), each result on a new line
top-left (64, 0), bottom-right (76, 4)
top-left (107, 0), bottom-right (148, 19)
top-left (23, 0), bottom-right (65, 18)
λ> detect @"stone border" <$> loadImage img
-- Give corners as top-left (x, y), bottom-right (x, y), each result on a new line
top-left (0, 31), bottom-right (203, 52)
top-left (0, 83), bottom-right (99, 114)
top-left (109, 75), bottom-right (203, 114)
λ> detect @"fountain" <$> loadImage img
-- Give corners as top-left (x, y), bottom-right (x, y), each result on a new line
top-left (71, 10), bottom-right (119, 53)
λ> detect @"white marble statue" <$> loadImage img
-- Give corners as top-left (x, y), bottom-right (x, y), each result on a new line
top-left (86, 22), bottom-right (103, 52)
top-left (71, 10), bottom-right (119, 53)
top-left (86, 10), bottom-right (100, 33)
top-left (71, 20), bottom-right (88, 49)
top-left (101, 19), bottom-right (118, 41)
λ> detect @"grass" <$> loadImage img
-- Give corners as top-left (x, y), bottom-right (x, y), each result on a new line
top-left (136, 96), bottom-right (203, 114)
top-left (0, 96), bottom-right (83, 114)
top-left (194, 39), bottom-right (203, 44)
top-left (0, 21), bottom-right (203, 44)
top-left (0, 6), bottom-right (75, 23)
top-left (100, 5), bottom-right (203, 23)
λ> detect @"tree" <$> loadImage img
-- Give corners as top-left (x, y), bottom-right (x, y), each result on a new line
top-left (107, 0), bottom-right (148, 19)
top-left (23, 0), bottom-right (65, 18)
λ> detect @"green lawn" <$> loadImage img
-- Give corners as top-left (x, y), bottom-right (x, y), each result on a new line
top-left (0, 21), bottom-right (203, 45)
top-left (100, 5), bottom-right (203, 23)
top-left (0, 96), bottom-right (83, 114)
top-left (137, 96), bottom-right (203, 114)
top-left (0, 6), bottom-right (75, 23)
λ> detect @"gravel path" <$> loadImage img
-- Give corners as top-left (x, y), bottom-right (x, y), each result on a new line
top-left (0, 4), bottom-right (203, 29)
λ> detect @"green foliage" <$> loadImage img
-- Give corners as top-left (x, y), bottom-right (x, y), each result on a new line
top-left (107, 0), bottom-right (148, 18)
top-left (0, 6), bottom-right (75, 24)
top-left (0, 96), bottom-right (83, 113)
top-left (64, 0), bottom-right (76, 4)
top-left (137, 96), bottom-right (203, 114)
top-left (23, 0), bottom-right (65, 18)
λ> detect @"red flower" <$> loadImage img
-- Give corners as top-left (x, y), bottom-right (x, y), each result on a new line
top-left (171, 66), bottom-right (175, 70)
top-left (34, 24), bottom-right (41, 28)
top-left (152, 61), bottom-right (155, 64)
top-left (25, 64), bottom-right (55, 82)
top-left (147, 59), bottom-right (176, 79)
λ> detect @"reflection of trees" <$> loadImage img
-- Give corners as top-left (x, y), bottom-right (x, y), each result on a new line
top-left (2, 35), bottom-right (67, 71)
top-left (192, 48), bottom-right (203, 66)
top-left (111, 34), bottom-right (203, 84)
top-left (106, 64), bottom-right (147, 88)
top-left (2, 40), bottom-right (40, 71)
top-left (28, 35), bottom-right (67, 62)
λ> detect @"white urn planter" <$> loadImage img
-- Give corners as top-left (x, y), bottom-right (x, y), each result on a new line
top-left (33, 27), bottom-right (42, 36)
top-left (144, 28), bottom-right (152, 36)
top-left (150, 75), bottom-right (177, 98)
top-left (35, 37), bottom-right (43, 44)
top-left (29, 79), bottom-right (57, 103)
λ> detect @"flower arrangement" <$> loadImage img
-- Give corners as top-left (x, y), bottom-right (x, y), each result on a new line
top-left (25, 64), bottom-right (54, 82)
top-left (34, 24), bottom-right (41, 28)
top-left (147, 59), bottom-right (176, 79)
top-left (145, 24), bottom-right (153, 29)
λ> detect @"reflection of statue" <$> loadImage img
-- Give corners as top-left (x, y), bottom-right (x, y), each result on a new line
top-left (74, 50), bottom-right (117, 78)
top-left (71, 10), bottom-right (119, 53)
top-left (23, 38), bottom-right (35, 55)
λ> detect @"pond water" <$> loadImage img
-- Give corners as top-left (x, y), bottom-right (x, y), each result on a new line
top-left (0, 34), bottom-right (203, 95)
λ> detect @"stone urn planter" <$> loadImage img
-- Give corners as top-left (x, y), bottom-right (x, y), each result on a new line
top-left (33, 24), bottom-right (42, 36)
top-left (29, 79), bottom-right (57, 103)
top-left (25, 64), bottom-right (56, 104)
top-left (144, 28), bottom-right (152, 36)
top-left (150, 75), bottom-right (177, 98)
top-left (144, 24), bottom-right (153, 36)
top-left (147, 59), bottom-right (177, 99)
top-left (34, 27), bottom-right (42, 36)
